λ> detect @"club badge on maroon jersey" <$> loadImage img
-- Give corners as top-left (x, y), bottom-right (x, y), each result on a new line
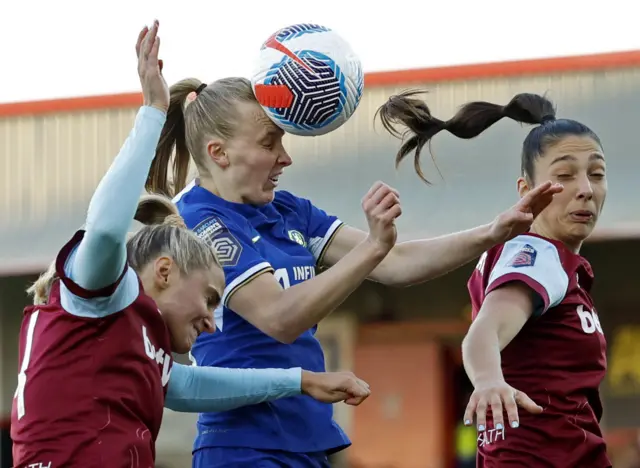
top-left (507, 244), bottom-right (537, 268)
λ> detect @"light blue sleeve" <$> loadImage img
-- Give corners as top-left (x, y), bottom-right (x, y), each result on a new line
top-left (165, 363), bottom-right (302, 413)
top-left (60, 106), bottom-right (166, 318)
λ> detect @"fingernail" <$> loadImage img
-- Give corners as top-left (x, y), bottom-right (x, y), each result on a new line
top-left (511, 421), bottom-right (519, 428)
top-left (478, 425), bottom-right (485, 431)
top-left (464, 420), bottom-right (471, 426)
top-left (496, 423), bottom-right (504, 430)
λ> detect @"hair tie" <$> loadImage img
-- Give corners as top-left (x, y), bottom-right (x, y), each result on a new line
top-left (541, 115), bottom-right (556, 124)
top-left (196, 83), bottom-right (207, 95)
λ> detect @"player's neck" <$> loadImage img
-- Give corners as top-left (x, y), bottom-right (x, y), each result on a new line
top-left (529, 224), bottom-right (583, 254)
top-left (198, 176), bottom-right (243, 204)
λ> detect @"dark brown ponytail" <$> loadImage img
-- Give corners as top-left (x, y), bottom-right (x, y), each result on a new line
top-left (376, 90), bottom-right (557, 182)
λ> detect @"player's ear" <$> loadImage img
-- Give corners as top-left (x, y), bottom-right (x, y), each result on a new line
top-left (206, 138), bottom-right (230, 169)
top-left (517, 177), bottom-right (530, 199)
top-left (154, 256), bottom-right (174, 290)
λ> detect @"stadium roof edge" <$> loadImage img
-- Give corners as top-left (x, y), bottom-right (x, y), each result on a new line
top-left (2, 49), bottom-right (640, 118)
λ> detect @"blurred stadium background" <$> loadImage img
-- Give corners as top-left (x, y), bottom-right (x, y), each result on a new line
top-left (2, 50), bottom-right (640, 467)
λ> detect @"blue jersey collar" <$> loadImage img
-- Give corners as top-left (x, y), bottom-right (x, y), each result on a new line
top-left (190, 185), bottom-right (281, 225)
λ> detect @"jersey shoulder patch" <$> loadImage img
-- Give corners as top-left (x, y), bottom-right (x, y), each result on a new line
top-left (193, 216), bottom-right (243, 267)
top-left (505, 243), bottom-right (538, 268)
top-left (488, 235), bottom-right (569, 310)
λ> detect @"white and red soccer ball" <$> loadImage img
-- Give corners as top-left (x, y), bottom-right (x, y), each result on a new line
top-left (251, 24), bottom-right (364, 137)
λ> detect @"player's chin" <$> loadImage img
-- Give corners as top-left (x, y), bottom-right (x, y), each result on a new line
top-left (173, 341), bottom-right (191, 355)
top-left (172, 333), bottom-right (194, 355)
top-left (567, 221), bottom-right (596, 240)
top-left (255, 186), bottom-right (276, 204)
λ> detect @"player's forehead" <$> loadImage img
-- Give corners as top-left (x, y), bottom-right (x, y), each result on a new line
top-left (183, 267), bottom-right (222, 293)
top-left (207, 264), bottom-right (225, 295)
top-left (234, 101), bottom-right (282, 140)
top-left (538, 135), bottom-right (605, 168)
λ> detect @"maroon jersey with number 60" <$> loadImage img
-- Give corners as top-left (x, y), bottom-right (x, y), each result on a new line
top-left (10, 231), bottom-right (173, 468)
top-left (467, 233), bottom-right (609, 468)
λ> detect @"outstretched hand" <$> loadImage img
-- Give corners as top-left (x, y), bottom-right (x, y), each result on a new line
top-left (301, 370), bottom-right (371, 406)
top-left (136, 20), bottom-right (169, 113)
top-left (464, 379), bottom-right (543, 432)
top-left (489, 181), bottom-right (563, 243)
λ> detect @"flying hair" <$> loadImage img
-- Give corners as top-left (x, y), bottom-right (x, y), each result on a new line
top-left (376, 90), bottom-right (558, 183)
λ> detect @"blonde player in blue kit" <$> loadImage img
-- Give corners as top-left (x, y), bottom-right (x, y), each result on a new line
top-left (146, 63), bottom-right (562, 466)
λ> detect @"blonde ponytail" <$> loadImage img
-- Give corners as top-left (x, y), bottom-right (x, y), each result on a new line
top-left (26, 261), bottom-right (57, 305)
top-left (135, 193), bottom-right (181, 225)
top-left (128, 193), bottom-right (218, 275)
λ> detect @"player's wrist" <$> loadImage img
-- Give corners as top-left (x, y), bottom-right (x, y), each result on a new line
top-left (472, 373), bottom-right (506, 389)
top-left (477, 222), bottom-right (502, 249)
top-left (300, 370), bottom-right (317, 396)
top-left (362, 235), bottom-right (392, 259)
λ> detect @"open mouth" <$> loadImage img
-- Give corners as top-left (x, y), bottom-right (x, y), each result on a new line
top-left (570, 210), bottom-right (595, 223)
top-left (268, 174), bottom-right (281, 187)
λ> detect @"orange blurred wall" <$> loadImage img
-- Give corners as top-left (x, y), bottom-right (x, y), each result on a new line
top-left (349, 332), bottom-right (448, 468)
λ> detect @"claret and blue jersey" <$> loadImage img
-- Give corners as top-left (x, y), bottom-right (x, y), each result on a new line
top-left (174, 182), bottom-right (350, 454)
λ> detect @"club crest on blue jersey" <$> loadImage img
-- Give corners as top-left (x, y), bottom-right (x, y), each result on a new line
top-left (288, 230), bottom-right (307, 247)
top-left (507, 244), bottom-right (537, 268)
top-left (193, 216), bottom-right (242, 267)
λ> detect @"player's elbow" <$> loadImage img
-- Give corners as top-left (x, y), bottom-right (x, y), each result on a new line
top-left (85, 225), bottom-right (123, 250)
top-left (259, 312), bottom-right (305, 344)
top-left (370, 253), bottom-right (413, 288)
top-left (372, 247), bottom-right (428, 288)
top-left (379, 275), bottom-right (414, 288)
top-left (371, 268), bottom-right (411, 288)
top-left (461, 327), bottom-right (475, 357)
top-left (462, 317), bottom-right (498, 352)
top-left (262, 321), bottom-right (299, 344)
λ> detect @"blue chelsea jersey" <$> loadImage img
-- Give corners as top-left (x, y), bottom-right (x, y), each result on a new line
top-left (174, 183), bottom-right (350, 454)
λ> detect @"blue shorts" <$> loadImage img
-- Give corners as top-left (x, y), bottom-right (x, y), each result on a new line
top-left (192, 447), bottom-right (331, 468)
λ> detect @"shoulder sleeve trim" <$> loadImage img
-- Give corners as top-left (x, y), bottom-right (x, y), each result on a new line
top-left (309, 219), bottom-right (344, 264)
top-left (55, 230), bottom-right (128, 299)
top-left (222, 262), bottom-right (274, 307)
top-left (486, 235), bottom-right (569, 313)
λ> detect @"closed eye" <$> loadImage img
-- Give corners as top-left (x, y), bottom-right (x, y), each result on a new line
top-left (207, 293), bottom-right (220, 309)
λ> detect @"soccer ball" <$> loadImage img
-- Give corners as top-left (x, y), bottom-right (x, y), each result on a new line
top-left (251, 24), bottom-right (364, 137)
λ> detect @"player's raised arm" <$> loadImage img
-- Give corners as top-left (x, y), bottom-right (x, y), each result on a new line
top-left (68, 21), bottom-right (170, 293)
top-left (217, 182), bottom-right (400, 344)
top-left (321, 180), bottom-right (561, 287)
top-left (165, 364), bottom-right (370, 413)
top-left (317, 91), bottom-right (564, 288)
